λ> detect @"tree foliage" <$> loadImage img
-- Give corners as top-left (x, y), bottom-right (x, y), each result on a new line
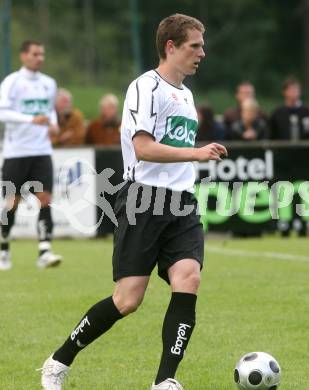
top-left (7, 0), bottom-right (305, 96)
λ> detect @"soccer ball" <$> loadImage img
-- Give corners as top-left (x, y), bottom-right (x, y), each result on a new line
top-left (234, 352), bottom-right (281, 390)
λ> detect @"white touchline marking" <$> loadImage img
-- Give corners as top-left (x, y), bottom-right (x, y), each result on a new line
top-left (206, 245), bottom-right (309, 263)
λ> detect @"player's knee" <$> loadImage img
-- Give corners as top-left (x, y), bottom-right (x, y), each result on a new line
top-left (186, 271), bottom-right (201, 291)
top-left (36, 193), bottom-right (51, 207)
top-left (122, 299), bottom-right (141, 315)
top-left (5, 196), bottom-right (20, 210)
top-left (113, 294), bottom-right (144, 316)
top-left (189, 272), bottom-right (201, 291)
top-left (172, 271), bottom-right (201, 293)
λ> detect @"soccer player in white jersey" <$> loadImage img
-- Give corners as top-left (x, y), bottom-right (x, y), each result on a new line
top-left (0, 40), bottom-right (62, 270)
top-left (40, 14), bottom-right (227, 389)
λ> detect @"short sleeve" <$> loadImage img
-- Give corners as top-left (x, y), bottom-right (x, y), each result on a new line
top-left (126, 75), bottom-right (159, 138)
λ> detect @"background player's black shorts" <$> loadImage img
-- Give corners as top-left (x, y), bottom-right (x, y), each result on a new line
top-left (2, 155), bottom-right (53, 196)
top-left (112, 181), bottom-right (204, 284)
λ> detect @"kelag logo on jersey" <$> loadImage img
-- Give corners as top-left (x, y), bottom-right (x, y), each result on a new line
top-left (161, 116), bottom-right (198, 147)
top-left (21, 99), bottom-right (50, 115)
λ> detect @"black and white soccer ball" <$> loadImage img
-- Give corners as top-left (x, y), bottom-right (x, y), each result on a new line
top-left (234, 352), bottom-right (281, 390)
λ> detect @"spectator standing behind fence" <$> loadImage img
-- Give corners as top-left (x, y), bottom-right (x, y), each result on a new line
top-left (86, 94), bottom-right (120, 145)
top-left (196, 105), bottom-right (225, 142)
top-left (224, 81), bottom-right (267, 134)
top-left (52, 88), bottom-right (85, 146)
top-left (270, 77), bottom-right (309, 140)
top-left (227, 98), bottom-right (268, 141)
top-left (224, 81), bottom-right (255, 129)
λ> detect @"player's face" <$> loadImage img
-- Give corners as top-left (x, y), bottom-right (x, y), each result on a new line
top-left (20, 45), bottom-right (45, 72)
top-left (172, 29), bottom-right (205, 76)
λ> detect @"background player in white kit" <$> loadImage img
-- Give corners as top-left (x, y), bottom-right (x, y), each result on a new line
top-left (0, 40), bottom-right (62, 270)
top-left (40, 14), bottom-right (227, 389)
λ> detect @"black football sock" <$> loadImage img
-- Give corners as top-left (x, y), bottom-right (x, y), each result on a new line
top-left (53, 296), bottom-right (123, 366)
top-left (37, 206), bottom-right (53, 255)
top-left (155, 292), bottom-right (197, 385)
top-left (0, 208), bottom-right (16, 251)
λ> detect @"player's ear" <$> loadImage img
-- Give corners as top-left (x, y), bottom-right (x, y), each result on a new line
top-left (20, 51), bottom-right (28, 64)
top-left (165, 40), bottom-right (175, 55)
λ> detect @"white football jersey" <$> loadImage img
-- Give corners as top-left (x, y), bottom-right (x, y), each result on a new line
top-left (0, 67), bottom-right (57, 158)
top-left (121, 70), bottom-right (198, 192)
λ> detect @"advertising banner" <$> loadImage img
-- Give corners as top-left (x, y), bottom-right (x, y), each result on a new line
top-left (6, 148), bottom-right (97, 238)
top-left (196, 145), bottom-right (309, 235)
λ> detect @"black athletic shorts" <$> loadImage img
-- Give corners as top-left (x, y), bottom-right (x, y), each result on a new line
top-left (2, 155), bottom-right (53, 196)
top-left (112, 181), bottom-right (204, 284)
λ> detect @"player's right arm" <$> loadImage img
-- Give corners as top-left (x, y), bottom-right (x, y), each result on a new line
top-left (0, 74), bottom-right (49, 125)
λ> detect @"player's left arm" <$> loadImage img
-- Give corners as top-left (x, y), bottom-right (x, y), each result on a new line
top-left (133, 131), bottom-right (227, 162)
top-left (48, 80), bottom-right (59, 135)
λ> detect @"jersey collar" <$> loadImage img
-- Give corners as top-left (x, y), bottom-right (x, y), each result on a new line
top-left (153, 70), bottom-right (184, 90)
top-left (20, 66), bottom-right (41, 80)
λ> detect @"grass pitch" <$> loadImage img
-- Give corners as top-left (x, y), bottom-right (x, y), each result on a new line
top-left (1, 236), bottom-right (309, 389)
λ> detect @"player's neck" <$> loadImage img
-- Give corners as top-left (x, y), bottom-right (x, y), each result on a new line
top-left (21, 65), bottom-right (39, 74)
top-left (156, 63), bottom-right (184, 89)
top-left (20, 66), bottom-right (41, 80)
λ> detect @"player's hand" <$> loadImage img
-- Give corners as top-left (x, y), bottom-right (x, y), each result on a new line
top-left (195, 142), bottom-right (228, 162)
top-left (32, 115), bottom-right (50, 125)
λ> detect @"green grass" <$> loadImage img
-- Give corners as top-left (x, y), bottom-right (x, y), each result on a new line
top-left (66, 86), bottom-right (124, 121)
top-left (1, 237), bottom-right (309, 389)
